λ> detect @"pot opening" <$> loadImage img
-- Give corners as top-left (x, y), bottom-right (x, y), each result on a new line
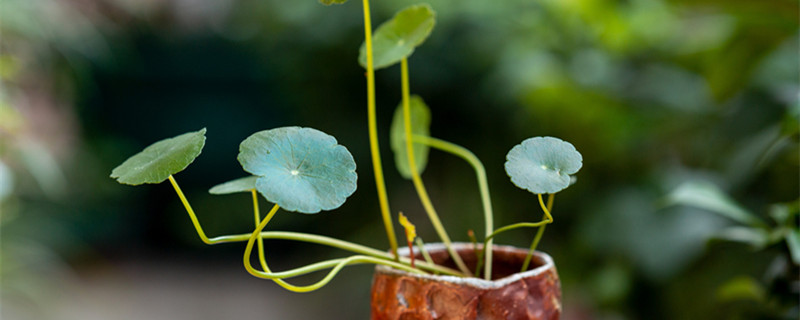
top-left (408, 243), bottom-right (548, 280)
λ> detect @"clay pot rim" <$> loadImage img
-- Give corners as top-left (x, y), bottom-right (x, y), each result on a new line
top-left (375, 242), bottom-right (555, 290)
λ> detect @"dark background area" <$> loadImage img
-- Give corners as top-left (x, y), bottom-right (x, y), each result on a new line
top-left (1, 0), bottom-right (798, 319)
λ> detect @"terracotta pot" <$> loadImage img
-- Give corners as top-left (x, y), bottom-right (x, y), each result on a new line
top-left (370, 243), bottom-right (561, 320)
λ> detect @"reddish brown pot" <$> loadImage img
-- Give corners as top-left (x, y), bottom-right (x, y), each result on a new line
top-left (370, 243), bottom-right (561, 320)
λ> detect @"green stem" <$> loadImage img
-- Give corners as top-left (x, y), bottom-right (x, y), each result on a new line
top-left (168, 175), bottom-right (213, 244)
top-left (243, 204), bottom-right (426, 293)
top-left (166, 175), bottom-right (459, 276)
top-left (521, 225), bottom-right (546, 271)
top-left (521, 193), bottom-right (555, 271)
top-left (411, 135), bottom-right (495, 279)
top-left (473, 220), bottom-right (551, 277)
top-left (415, 237), bottom-right (438, 275)
top-left (252, 189), bottom-right (270, 273)
top-left (474, 194), bottom-right (555, 276)
top-left (401, 58), bottom-right (470, 275)
top-left (362, 0), bottom-right (399, 261)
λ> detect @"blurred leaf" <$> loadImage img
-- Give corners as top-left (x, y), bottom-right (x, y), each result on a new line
top-left (358, 4), bottom-right (435, 70)
top-left (725, 125), bottom-right (783, 186)
top-left (768, 202), bottom-right (796, 226)
top-left (209, 176), bottom-right (258, 195)
top-left (581, 189), bottom-right (729, 280)
top-left (590, 262), bottom-right (632, 305)
top-left (712, 226), bottom-right (770, 249)
top-left (19, 140), bottom-right (67, 197)
top-left (0, 54), bottom-right (21, 80)
top-left (716, 276), bottom-right (766, 303)
top-left (237, 127), bottom-right (357, 214)
top-left (0, 103), bottom-right (23, 134)
top-left (0, 160), bottom-right (12, 202)
top-left (319, 0), bottom-right (347, 5)
top-left (680, 0), bottom-right (799, 101)
top-left (390, 95), bottom-right (431, 179)
top-left (785, 229), bottom-right (800, 265)
top-left (505, 136), bottom-right (582, 194)
top-left (665, 180), bottom-right (764, 226)
top-left (110, 128), bottom-right (206, 185)
top-left (780, 109), bottom-right (799, 136)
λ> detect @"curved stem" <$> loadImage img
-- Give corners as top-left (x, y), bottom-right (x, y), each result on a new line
top-left (361, 0), bottom-right (399, 261)
top-left (474, 220), bottom-right (551, 276)
top-left (401, 58), bottom-right (470, 275)
top-left (484, 221), bottom-right (552, 245)
top-left (474, 194), bottom-right (556, 276)
top-left (411, 135), bottom-right (495, 279)
top-left (167, 175), bottom-right (458, 275)
top-left (168, 175), bottom-right (214, 244)
top-left (521, 193), bottom-right (555, 271)
top-left (244, 204), bottom-right (426, 293)
top-left (249, 255), bottom-right (425, 293)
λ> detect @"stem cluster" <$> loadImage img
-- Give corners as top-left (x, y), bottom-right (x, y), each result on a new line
top-left (156, 0), bottom-right (568, 291)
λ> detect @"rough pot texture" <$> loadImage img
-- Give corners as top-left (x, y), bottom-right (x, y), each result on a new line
top-left (370, 243), bottom-right (561, 320)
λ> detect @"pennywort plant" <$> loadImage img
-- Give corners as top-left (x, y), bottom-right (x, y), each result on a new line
top-left (111, 0), bottom-right (583, 291)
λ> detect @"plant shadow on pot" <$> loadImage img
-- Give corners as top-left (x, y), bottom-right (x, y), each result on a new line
top-left (371, 243), bottom-right (561, 320)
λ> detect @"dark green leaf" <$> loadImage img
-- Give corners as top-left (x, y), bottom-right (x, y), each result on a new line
top-left (358, 4), bottom-right (435, 70)
top-left (237, 127), bottom-right (357, 214)
top-left (390, 95), bottom-right (431, 179)
top-left (209, 176), bottom-right (258, 195)
top-left (505, 137), bottom-right (583, 194)
top-left (110, 128), bottom-right (206, 185)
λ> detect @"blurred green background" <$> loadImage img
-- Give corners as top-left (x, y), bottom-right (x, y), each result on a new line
top-left (1, 0), bottom-right (797, 319)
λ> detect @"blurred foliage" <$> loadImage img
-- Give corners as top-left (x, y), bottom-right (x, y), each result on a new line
top-left (1, 0), bottom-right (797, 319)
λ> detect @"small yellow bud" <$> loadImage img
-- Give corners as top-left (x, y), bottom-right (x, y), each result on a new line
top-left (398, 212), bottom-right (417, 242)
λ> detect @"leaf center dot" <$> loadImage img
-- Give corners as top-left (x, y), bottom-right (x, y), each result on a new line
top-left (290, 169), bottom-right (299, 176)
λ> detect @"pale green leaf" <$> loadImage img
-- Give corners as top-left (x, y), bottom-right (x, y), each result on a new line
top-left (390, 95), bottom-right (431, 179)
top-left (111, 128), bottom-right (206, 185)
top-left (665, 180), bottom-right (764, 226)
top-left (237, 127), bottom-right (357, 214)
top-left (712, 226), bottom-right (770, 249)
top-left (358, 4), bottom-right (435, 70)
top-left (209, 176), bottom-right (258, 195)
top-left (505, 137), bottom-right (583, 194)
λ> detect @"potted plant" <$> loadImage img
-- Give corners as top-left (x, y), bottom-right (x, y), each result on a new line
top-left (110, 1), bottom-right (583, 319)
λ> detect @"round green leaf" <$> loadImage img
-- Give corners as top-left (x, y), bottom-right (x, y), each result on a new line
top-left (209, 176), bottom-right (258, 195)
top-left (237, 127), bottom-right (357, 214)
top-left (358, 4), bottom-right (436, 70)
top-left (505, 136), bottom-right (582, 194)
top-left (110, 128), bottom-right (206, 185)
top-left (390, 95), bottom-right (431, 179)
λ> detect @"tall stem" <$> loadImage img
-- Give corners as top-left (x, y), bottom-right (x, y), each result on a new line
top-left (401, 58), bottom-right (470, 275)
top-left (411, 135), bottom-right (495, 279)
top-left (362, 0), bottom-right (399, 261)
top-left (252, 189), bottom-right (269, 272)
top-left (521, 193), bottom-right (554, 271)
